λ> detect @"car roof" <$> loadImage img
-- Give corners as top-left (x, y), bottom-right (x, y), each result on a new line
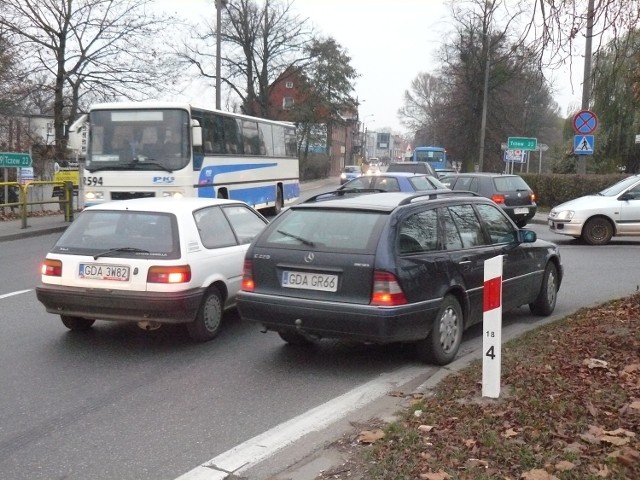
top-left (363, 172), bottom-right (436, 178)
top-left (83, 197), bottom-right (246, 214)
top-left (442, 172), bottom-right (520, 178)
top-left (297, 191), bottom-right (484, 212)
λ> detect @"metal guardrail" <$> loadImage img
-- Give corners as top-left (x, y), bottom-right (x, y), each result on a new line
top-left (0, 181), bottom-right (74, 229)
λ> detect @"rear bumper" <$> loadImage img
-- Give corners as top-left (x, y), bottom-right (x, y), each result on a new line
top-left (237, 291), bottom-right (441, 343)
top-left (36, 284), bottom-right (204, 324)
top-left (504, 205), bottom-right (536, 223)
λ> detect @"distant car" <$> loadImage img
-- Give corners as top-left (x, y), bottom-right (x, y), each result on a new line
top-left (435, 168), bottom-right (458, 179)
top-left (36, 197), bottom-right (268, 341)
top-left (338, 172), bottom-right (448, 193)
top-left (237, 190), bottom-right (562, 365)
top-left (386, 161), bottom-right (437, 177)
top-left (340, 165), bottom-right (362, 185)
top-left (439, 172), bottom-right (536, 227)
top-left (366, 163), bottom-right (382, 175)
top-left (548, 174), bottom-right (640, 245)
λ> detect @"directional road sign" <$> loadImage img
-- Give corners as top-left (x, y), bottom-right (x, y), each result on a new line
top-left (0, 152), bottom-right (32, 167)
top-left (507, 137), bottom-right (537, 150)
top-left (573, 110), bottom-right (598, 135)
top-left (574, 135), bottom-right (594, 155)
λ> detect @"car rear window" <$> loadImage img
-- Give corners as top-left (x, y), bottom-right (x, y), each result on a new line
top-left (52, 210), bottom-right (180, 258)
top-left (259, 209), bottom-right (387, 253)
top-left (493, 176), bottom-right (531, 191)
top-left (409, 175), bottom-right (447, 191)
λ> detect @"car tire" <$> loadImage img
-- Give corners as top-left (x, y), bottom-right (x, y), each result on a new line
top-left (60, 315), bottom-right (95, 331)
top-left (187, 287), bottom-right (223, 342)
top-left (582, 217), bottom-right (613, 245)
top-left (515, 219), bottom-right (527, 228)
top-left (278, 330), bottom-right (314, 346)
top-left (529, 262), bottom-right (558, 316)
top-left (415, 295), bottom-right (463, 365)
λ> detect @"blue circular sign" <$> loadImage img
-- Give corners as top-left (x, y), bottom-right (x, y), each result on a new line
top-left (573, 110), bottom-right (598, 134)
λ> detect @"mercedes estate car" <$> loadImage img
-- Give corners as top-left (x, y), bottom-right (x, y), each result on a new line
top-left (548, 174), bottom-right (640, 245)
top-left (237, 191), bottom-right (562, 365)
top-left (36, 197), bottom-right (268, 341)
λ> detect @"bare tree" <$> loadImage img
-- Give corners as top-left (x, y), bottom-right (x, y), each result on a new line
top-left (0, 0), bottom-right (184, 158)
top-left (178, 0), bottom-right (313, 116)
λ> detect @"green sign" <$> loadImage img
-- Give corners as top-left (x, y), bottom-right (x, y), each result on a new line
top-left (507, 137), bottom-right (537, 150)
top-left (0, 152), bottom-right (32, 167)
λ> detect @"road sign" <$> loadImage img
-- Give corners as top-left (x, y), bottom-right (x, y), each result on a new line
top-left (573, 110), bottom-right (598, 134)
top-left (0, 152), bottom-right (32, 168)
top-left (574, 135), bottom-right (594, 155)
top-left (537, 143), bottom-right (549, 152)
top-left (504, 149), bottom-right (527, 164)
top-left (507, 137), bottom-right (537, 150)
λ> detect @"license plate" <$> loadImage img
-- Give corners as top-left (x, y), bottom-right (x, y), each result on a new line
top-left (79, 263), bottom-right (130, 281)
top-left (282, 271), bottom-right (338, 292)
top-left (514, 207), bottom-right (529, 215)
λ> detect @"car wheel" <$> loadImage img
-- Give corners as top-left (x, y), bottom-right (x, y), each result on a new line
top-left (582, 217), bottom-right (613, 245)
top-left (187, 287), bottom-right (223, 342)
top-left (278, 330), bottom-right (314, 346)
top-left (515, 219), bottom-right (527, 228)
top-left (415, 295), bottom-right (463, 365)
top-left (529, 262), bottom-right (558, 316)
top-left (60, 315), bottom-right (95, 331)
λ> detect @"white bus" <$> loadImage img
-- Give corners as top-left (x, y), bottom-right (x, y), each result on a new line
top-left (76, 102), bottom-right (299, 214)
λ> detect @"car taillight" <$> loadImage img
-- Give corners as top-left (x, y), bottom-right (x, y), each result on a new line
top-left (241, 260), bottom-right (255, 291)
top-left (42, 259), bottom-right (62, 277)
top-left (491, 193), bottom-right (506, 204)
top-left (530, 192), bottom-right (536, 202)
top-left (371, 271), bottom-right (407, 306)
top-left (147, 265), bottom-right (191, 283)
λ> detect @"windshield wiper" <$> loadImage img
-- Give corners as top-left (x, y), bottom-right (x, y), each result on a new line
top-left (127, 159), bottom-right (173, 172)
top-left (93, 247), bottom-right (150, 260)
top-left (276, 229), bottom-right (315, 247)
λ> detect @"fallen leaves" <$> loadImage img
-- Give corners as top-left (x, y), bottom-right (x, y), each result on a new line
top-left (356, 429), bottom-right (384, 444)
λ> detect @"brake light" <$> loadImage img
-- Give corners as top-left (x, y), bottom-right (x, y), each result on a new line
top-left (371, 271), bottom-right (407, 306)
top-left (530, 192), bottom-right (536, 202)
top-left (147, 265), bottom-right (191, 283)
top-left (241, 260), bottom-right (255, 291)
top-left (42, 259), bottom-right (62, 277)
top-left (491, 193), bottom-right (506, 204)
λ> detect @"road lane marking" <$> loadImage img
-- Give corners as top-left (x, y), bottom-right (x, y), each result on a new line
top-left (0, 289), bottom-right (32, 300)
top-left (174, 366), bottom-right (427, 480)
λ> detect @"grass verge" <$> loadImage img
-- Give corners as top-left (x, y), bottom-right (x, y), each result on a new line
top-left (318, 293), bottom-right (640, 480)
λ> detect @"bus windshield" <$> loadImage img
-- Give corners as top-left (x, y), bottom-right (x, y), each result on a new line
top-left (86, 108), bottom-right (190, 173)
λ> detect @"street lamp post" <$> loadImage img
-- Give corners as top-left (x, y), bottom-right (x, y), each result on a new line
top-left (215, 0), bottom-right (227, 110)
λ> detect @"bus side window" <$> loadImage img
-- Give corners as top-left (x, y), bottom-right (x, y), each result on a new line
top-left (243, 120), bottom-right (261, 155)
top-left (224, 117), bottom-right (243, 154)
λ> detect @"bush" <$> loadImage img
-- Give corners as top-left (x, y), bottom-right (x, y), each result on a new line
top-left (520, 173), bottom-right (628, 209)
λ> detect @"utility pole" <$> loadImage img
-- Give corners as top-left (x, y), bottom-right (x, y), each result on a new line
top-left (215, 0), bottom-right (227, 110)
top-left (577, 0), bottom-right (595, 175)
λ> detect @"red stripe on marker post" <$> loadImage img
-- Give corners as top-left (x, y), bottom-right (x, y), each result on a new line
top-left (483, 276), bottom-right (502, 312)
top-left (482, 255), bottom-right (503, 399)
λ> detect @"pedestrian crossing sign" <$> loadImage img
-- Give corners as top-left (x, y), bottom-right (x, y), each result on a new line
top-left (574, 135), bottom-right (594, 155)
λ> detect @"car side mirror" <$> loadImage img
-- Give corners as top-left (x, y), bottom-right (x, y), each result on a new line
top-left (517, 229), bottom-right (537, 243)
top-left (618, 192), bottom-right (634, 201)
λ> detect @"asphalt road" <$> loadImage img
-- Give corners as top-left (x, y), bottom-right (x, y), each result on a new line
top-left (1, 181), bottom-right (639, 480)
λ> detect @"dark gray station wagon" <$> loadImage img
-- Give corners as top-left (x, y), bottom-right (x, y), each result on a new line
top-left (237, 191), bottom-right (562, 365)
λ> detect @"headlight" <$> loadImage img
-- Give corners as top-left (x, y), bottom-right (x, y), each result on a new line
top-left (554, 210), bottom-right (575, 221)
top-left (340, 173), bottom-right (347, 179)
top-left (84, 191), bottom-right (104, 200)
top-left (161, 191), bottom-right (184, 199)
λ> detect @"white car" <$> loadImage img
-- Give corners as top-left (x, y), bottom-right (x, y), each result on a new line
top-left (36, 197), bottom-right (268, 341)
top-left (548, 174), bottom-right (640, 245)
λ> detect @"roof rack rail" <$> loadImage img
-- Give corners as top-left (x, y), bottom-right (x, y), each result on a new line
top-left (303, 188), bottom-right (385, 203)
top-left (398, 190), bottom-right (480, 206)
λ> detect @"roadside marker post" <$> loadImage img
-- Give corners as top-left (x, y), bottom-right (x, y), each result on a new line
top-left (482, 255), bottom-right (503, 398)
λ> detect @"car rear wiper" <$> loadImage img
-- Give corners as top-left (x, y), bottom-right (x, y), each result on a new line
top-left (93, 247), bottom-right (150, 260)
top-left (276, 230), bottom-right (315, 247)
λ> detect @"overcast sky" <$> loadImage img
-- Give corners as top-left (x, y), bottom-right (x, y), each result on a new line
top-left (162, 0), bottom-right (586, 133)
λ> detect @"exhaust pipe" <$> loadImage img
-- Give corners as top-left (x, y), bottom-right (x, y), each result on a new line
top-left (137, 320), bottom-right (162, 331)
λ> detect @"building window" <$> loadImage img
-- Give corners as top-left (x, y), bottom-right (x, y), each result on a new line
top-left (283, 97), bottom-right (294, 109)
top-left (285, 81), bottom-right (294, 89)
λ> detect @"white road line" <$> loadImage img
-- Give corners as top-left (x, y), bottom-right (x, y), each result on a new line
top-left (0, 289), bottom-right (32, 300)
top-left (174, 366), bottom-right (426, 480)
